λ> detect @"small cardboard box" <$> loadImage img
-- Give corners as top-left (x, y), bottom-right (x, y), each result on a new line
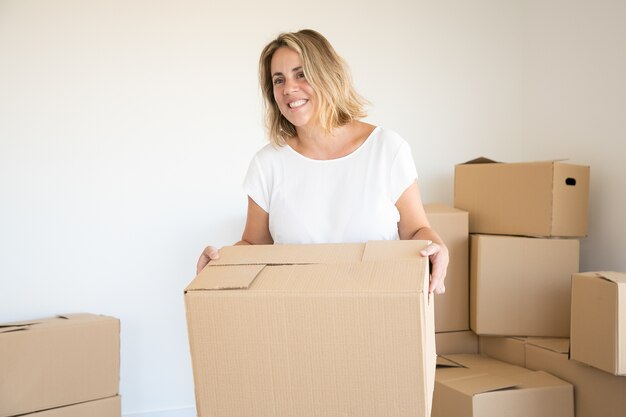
top-left (570, 271), bottom-right (626, 375)
top-left (185, 240), bottom-right (436, 417)
top-left (436, 330), bottom-right (478, 355)
top-left (0, 314), bottom-right (120, 417)
top-left (455, 157), bottom-right (589, 237)
top-left (433, 353), bottom-right (574, 417)
top-left (23, 396), bottom-right (121, 417)
top-left (470, 234), bottom-right (579, 336)
top-left (526, 338), bottom-right (626, 417)
top-left (425, 203), bottom-right (469, 332)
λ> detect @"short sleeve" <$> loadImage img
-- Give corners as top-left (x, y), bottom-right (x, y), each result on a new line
top-left (242, 156), bottom-right (270, 213)
top-left (389, 140), bottom-right (418, 202)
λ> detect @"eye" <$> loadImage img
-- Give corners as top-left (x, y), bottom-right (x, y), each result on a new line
top-left (273, 77), bottom-right (284, 86)
top-left (296, 71), bottom-right (306, 79)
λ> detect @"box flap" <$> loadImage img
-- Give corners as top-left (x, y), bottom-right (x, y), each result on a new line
top-left (437, 356), bottom-right (462, 367)
top-left (512, 370), bottom-right (572, 389)
top-left (444, 373), bottom-right (518, 395)
top-left (249, 258), bottom-right (426, 293)
top-left (0, 324), bottom-right (35, 334)
top-left (0, 314), bottom-right (111, 334)
top-left (186, 264), bottom-right (265, 291)
top-left (442, 353), bottom-right (505, 369)
top-left (460, 156), bottom-right (499, 164)
top-left (525, 338), bottom-right (570, 354)
top-left (209, 243), bottom-right (365, 266)
top-left (593, 271), bottom-right (626, 285)
top-left (361, 239), bottom-right (430, 261)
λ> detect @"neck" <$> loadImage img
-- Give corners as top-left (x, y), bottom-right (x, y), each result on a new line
top-left (295, 123), bottom-right (337, 144)
top-left (289, 120), bottom-right (373, 160)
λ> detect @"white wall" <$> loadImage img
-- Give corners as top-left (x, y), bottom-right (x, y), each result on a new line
top-left (520, 0), bottom-right (626, 272)
top-left (0, 0), bottom-right (623, 415)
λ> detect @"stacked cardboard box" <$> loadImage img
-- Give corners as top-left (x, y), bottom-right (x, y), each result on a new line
top-left (433, 353), bottom-right (574, 417)
top-left (435, 157), bottom-right (593, 416)
top-left (0, 314), bottom-right (121, 417)
top-left (470, 234), bottom-right (579, 336)
top-left (454, 157), bottom-right (589, 237)
top-left (570, 271), bottom-right (626, 376)
top-left (185, 240), bottom-right (436, 417)
top-left (456, 157), bottom-right (589, 337)
top-left (424, 203), bottom-right (469, 333)
top-left (452, 157), bottom-right (626, 416)
top-left (478, 336), bottom-right (626, 417)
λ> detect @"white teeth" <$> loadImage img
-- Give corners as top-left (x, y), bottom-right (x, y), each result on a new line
top-left (289, 100), bottom-right (307, 108)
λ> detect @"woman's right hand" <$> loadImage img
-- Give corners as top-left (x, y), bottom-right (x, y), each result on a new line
top-left (196, 246), bottom-right (220, 275)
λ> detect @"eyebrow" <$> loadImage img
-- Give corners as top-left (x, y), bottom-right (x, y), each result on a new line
top-left (272, 66), bottom-right (303, 78)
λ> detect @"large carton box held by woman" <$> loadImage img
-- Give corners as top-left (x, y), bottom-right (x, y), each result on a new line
top-left (185, 240), bottom-right (436, 417)
top-left (22, 396), bottom-right (121, 417)
top-left (454, 157), bottom-right (589, 237)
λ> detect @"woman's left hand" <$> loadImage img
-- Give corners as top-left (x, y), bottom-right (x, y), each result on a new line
top-left (420, 242), bottom-right (449, 295)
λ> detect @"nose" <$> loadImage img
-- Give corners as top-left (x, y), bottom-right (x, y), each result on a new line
top-left (283, 77), bottom-right (299, 95)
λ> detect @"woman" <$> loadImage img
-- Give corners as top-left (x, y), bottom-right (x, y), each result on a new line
top-left (197, 29), bottom-right (448, 294)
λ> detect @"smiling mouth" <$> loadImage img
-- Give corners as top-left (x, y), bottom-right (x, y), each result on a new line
top-left (288, 99), bottom-right (308, 109)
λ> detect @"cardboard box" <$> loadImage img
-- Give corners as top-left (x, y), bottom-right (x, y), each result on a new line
top-left (185, 240), bottom-right (436, 417)
top-left (433, 353), bottom-right (574, 417)
top-left (0, 314), bottom-right (120, 417)
top-left (425, 203), bottom-right (469, 332)
top-left (526, 338), bottom-right (626, 417)
top-left (478, 336), bottom-right (527, 367)
top-left (470, 234), bottom-right (579, 336)
top-left (455, 157), bottom-right (589, 237)
top-left (570, 271), bottom-right (626, 375)
top-left (436, 331), bottom-right (478, 355)
top-left (22, 396), bottom-right (121, 417)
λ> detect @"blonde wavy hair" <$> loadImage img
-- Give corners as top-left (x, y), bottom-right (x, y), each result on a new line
top-left (259, 29), bottom-right (368, 146)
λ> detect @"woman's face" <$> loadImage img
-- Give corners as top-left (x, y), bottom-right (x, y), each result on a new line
top-left (270, 47), bottom-right (317, 129)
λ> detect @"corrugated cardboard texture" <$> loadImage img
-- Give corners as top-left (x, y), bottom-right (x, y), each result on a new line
top-left (526, 339), bottom-right (626, 417)
top-left (425, 203), bottom-right (469, 332)
top-left (470, 234), bottom-right (579, 336)
top-left (433, 353), bottom-right (574, 417)
top-left (0, 314), bottom-right (120, 417)
top-left (185, 240), bottom-right (435, 417)
top-left (21, 396), bottom-right (121, 417)
top-left (571, 271), bottom-right (626, 375)
top-left (454, 159), bottom-right (589, 237)
top-left (211, 242), bottom-right (365, 266)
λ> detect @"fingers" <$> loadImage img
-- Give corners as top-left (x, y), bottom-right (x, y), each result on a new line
top-left (428, 261), bottom-right (446, 294)
top-left (421, 243), bottom-right (449, 295)
top-left (204, 246), bottom-right (220, 260)
top-left (420, 242), bottom-right (439, 257)
top-left (196, 246), bottom-right (220, 275)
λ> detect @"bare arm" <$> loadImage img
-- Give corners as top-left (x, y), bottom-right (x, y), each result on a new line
top-left (395, 180), bottom-right (449, 294)
top-left (238, 196), bottom-right (274, 245)
top-left (196, 197), bottom-right (273, 274)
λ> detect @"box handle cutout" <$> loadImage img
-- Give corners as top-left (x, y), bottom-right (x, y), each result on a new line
top-left (565, 178), bottom-right (576, 186)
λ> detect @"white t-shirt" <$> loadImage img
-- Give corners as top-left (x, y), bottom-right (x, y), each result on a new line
top-left (243, 126), bottom-right (418, 244)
